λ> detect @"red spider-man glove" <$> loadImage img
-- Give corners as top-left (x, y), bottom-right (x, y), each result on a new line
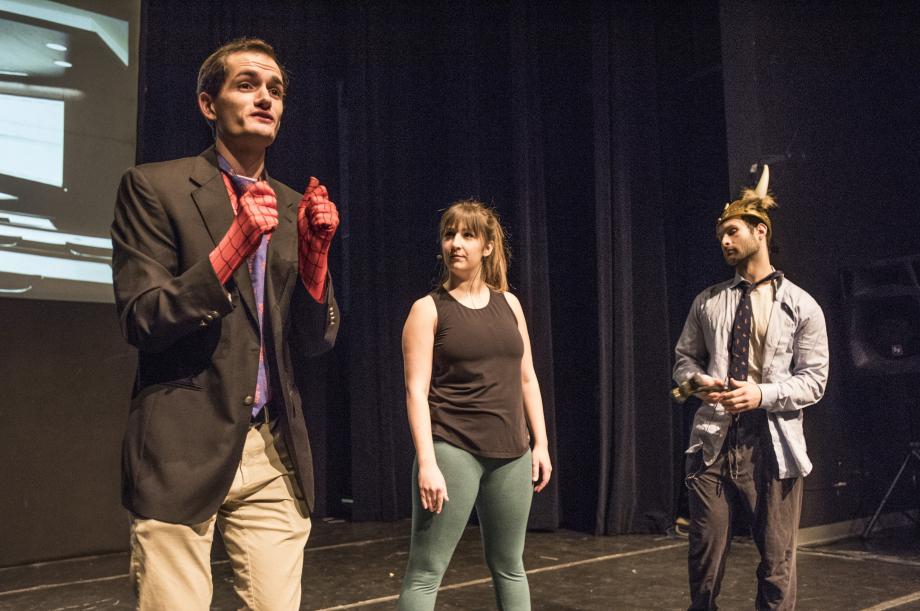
top-left (209, 181), bottom-right (278, 285)
top-left (298, 177), bottom-right (339, 301)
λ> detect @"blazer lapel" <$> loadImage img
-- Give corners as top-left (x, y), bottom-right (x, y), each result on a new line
top-left (189, 148), bottom-right (258, 326)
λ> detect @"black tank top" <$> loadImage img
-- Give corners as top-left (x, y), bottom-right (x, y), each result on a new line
top-left (427, 286), bottom-right (529, 458)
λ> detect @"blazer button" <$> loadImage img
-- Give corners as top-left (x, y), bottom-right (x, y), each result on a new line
top-left (243, 395), bottom-right (254, 406)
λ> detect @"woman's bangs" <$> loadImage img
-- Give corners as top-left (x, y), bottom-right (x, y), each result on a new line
top-left (441, 205), bottom-right (487, 238)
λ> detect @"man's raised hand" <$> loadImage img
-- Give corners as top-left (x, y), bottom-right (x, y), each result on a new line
top-left (210, 181), bottom-right (278, 285)
top-left (297, 177), bottom-right (339, 301)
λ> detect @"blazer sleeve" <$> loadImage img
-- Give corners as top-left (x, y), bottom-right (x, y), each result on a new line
top-left (290, 273), bottom-right (339, 358)
top-left (111, 166), bottom-right (233, 353)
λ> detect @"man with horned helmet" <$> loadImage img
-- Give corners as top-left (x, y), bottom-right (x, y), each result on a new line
top-left (673, 166), bottom-right (829, 610)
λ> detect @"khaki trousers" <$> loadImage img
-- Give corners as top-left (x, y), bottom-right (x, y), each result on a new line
top-left (130, 422), bottom-right (311, 610)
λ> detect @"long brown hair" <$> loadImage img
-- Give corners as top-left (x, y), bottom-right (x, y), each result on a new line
top-left (438, 200), bottom-right (509, 292)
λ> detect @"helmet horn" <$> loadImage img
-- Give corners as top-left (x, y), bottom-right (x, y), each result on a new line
top-left (754, 164), bottom-right (770, 199)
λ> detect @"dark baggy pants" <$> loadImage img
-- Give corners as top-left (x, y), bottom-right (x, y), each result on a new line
top-left (685, 410), bottom-right (804, 611)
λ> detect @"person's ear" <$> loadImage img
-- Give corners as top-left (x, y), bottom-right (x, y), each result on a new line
top-left (483, 242), bottom-right (494, 257)
top-left (198, 92), bottom-right (217, 122)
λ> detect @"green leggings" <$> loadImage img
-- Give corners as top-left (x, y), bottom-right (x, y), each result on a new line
top-left (397, 441), bottom-right (534, 611)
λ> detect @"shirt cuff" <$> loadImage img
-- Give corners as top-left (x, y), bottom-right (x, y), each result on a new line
top-left (759, 383), bottom-right (780, 411)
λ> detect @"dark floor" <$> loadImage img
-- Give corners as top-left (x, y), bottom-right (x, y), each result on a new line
top-left (1, 520), bottom-right (919, 610)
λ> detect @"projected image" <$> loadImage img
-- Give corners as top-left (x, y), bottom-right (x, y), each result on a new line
top-left (0, 94), bottom-right (64, 186)
top-left (0, 0), bottom-right (139, 303)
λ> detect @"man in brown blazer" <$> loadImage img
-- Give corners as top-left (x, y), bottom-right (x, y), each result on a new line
top-left (111, 38), bottom-right (339, 609)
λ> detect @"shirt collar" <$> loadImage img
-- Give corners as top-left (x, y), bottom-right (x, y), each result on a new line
top-left (729, 267), bottom-right (788, 303)
top-left (217, 154), bottom-right (264, 194)
top-left (729, 266), bottom-right (782, 288)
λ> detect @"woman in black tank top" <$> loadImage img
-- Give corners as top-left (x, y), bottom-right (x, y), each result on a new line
top-left (397, 200), bottom-right (552, 610)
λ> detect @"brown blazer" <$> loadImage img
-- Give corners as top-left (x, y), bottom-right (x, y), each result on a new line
top-left (111, 146), bottom-right (338, 524)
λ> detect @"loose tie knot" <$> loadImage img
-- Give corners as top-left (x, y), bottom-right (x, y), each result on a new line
top-left (736, 270), bottom-right (783, 295)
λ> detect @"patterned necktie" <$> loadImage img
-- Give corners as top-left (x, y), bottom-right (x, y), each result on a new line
top-left (218, 156), bottom-right (270, 422)
top-left (728, 270), bottom-right (782, 381)
top-left (725, 270), bottom-right (782, 477)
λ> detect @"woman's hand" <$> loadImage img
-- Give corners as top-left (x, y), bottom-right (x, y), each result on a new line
top-left (418, 463), bottom-right (449, 513)
top-left (531, 445), bottom-right (552, 493)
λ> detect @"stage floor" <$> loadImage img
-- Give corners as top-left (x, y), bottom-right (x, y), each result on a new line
top-left (1, 519), bottom-right (919, 610)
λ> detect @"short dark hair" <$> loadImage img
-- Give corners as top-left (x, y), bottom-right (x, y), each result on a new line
top-left (740, 214), bottom-right (770, 242)
top-left (740, 214), bottom-right (779, 253)
top-left (196, 37), bottom-right (289, 99)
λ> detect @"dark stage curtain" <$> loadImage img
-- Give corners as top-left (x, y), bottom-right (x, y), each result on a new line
top-left (338, 2), bottom-right (561, 528)
top-left (586, 1), bottom-right (675, 534)
top-left (137, 0), bottom-right (676, 534)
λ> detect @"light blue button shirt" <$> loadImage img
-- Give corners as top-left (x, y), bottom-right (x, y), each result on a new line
top-left (673, 273), bottom-right (829, 479)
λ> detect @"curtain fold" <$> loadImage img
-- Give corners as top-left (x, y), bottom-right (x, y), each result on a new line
top-left (590, 1), bottom-right (674, 534)
top-left (507, 0), bottom-right (561, 530)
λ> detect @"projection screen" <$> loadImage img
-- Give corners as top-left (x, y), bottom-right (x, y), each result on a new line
top-left (0, 0), bottom-right (140, 303)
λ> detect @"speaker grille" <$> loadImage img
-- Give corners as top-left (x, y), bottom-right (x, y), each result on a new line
top-left (843, 255), bottom-right (920, 374)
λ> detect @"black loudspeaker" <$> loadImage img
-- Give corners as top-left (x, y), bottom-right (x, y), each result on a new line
top-left (842, 255), bottom-right (920, 374)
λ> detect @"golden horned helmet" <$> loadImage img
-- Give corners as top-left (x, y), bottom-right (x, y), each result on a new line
top-left (716, 165), bottom-right (777, 238)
